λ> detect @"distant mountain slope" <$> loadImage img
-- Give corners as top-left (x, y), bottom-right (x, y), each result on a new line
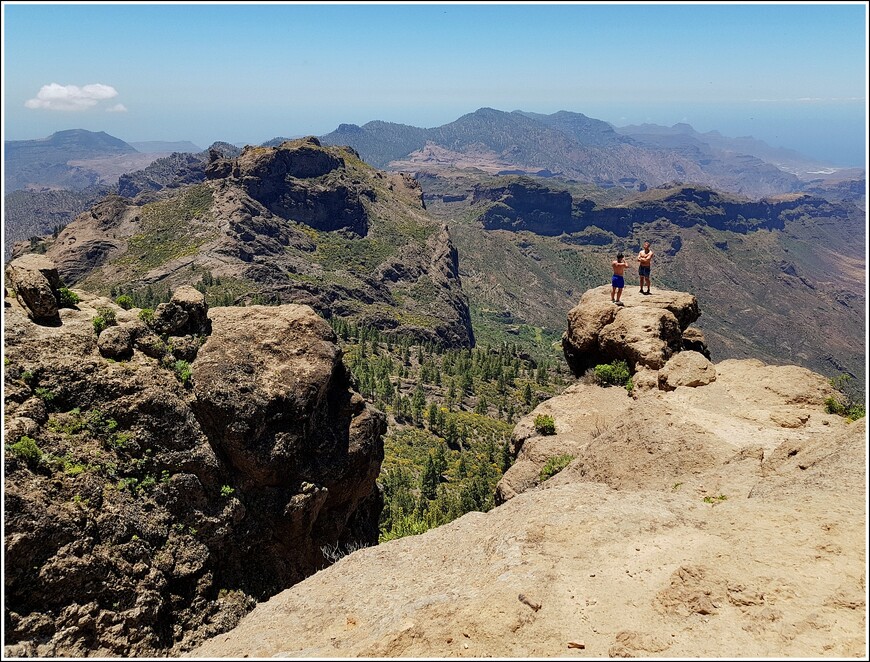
top-left (421, 173), bottom-right (866, 394)
top-left (4, 129), bottom-right (139, 191)
top-left (3, 185), bottom-right (113, 263)
top-left (128, 140), bottom-right (203, 154)
top-left (321, 121), bottom-right (430, 167)
top-left (27, 137), bottom-right (474, 348)
top-left (613, 122), bottom-right (839, 180)
top-left (321, 108), bottom-right (808, 199)
top-left (518, 109), bottom-right (630, 148)
top-left (116, 142), bottom-right (241, 198)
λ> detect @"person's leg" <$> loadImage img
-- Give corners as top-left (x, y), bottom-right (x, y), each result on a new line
top-left (616, 286), bottom-right (623, 302)
top-left (611, 285), bottom-right (616, 302)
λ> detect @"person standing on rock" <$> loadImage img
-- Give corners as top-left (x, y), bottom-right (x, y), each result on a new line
top-left (611, 252), bottom-right (627, 304)
top-left (637, 240), bottom-right (654, 294)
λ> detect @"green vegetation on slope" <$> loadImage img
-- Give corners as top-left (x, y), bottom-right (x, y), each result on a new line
top-left (329, 318), bottom-right (569, 542)
top-left (118, 184), bottom-right (218, 273)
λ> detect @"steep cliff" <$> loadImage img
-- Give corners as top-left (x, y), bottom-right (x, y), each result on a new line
top-left (3, 256), bottom-right (386, 656)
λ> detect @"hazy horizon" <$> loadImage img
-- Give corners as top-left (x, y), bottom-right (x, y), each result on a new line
top-left (2, 2), bottom-right (867, 167)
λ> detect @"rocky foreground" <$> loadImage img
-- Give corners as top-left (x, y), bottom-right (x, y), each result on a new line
top-left (192, 286), bottom-right (866, 659)
top-left (3, 255), bottom-right (385, 656)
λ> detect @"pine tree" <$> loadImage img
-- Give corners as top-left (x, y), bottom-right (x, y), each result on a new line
top-left (428, 403), bottom-right (440, 434)
top-left (421, 453), bottom-right (439, 501)
top-left (522, 383), bottom-right (533, 405)
top-left (433, 442), bottom-right (448, 477)
top-left (500, 440), bottom-right (513, 473)
top-left (457, 451), bottom-right (468, 478)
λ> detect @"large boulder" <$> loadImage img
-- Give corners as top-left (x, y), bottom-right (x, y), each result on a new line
top-left (191, 305), bottom-right (387, 552)
top-left (658, 350), bottom-right (717, 390)
top-left (561, 285), bottom-right (702, 375)
top-left (4, 254), bottom-right (63, 323)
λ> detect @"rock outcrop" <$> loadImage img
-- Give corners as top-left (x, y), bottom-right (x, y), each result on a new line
top-left (4, 253), bottom-right (64, 323)
top-left (184, 285), bottom-right (864, 659)
top-left (561, 285), bottom-right (706, 376)
top-left (473, 177), bottom-right (576, 235)
top-left (3, 265), bottom-right (386, 657)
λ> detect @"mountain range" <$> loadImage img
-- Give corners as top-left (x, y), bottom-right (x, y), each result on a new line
top-left (3, 109), bottom-right (866, 390)
top-left (320, 108), bottom-right (855, 199)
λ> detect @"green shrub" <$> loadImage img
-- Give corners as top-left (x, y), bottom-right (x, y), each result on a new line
top-left (534, 414), bottom-right (556, 435)
top-left (93, 307), bottom-right (117, 335)
top-left (220, 485), bottom-right (235, 498)
top-left (86, 409), bottom-right (118, 437)
top-left (539, 454), bottom-right (574, 482)
top-left (592, 359), bottom-right (631, 387)
top-left (57, 287), bottom-right (80, 308)
top-left (115, 294), bottom-right (134, 310)
top-left (825, 396), bottom-right (845, 416)
top-left (138, 308), bottom-right (155, 325)
top-left (7, 436), bottom-right (43, 465)
top-left (34, 387), bottom-right (56, 407)
top-left (826, 375), bottom-right (866, 422)
top-left (173, 360), bottom-right (192, 386)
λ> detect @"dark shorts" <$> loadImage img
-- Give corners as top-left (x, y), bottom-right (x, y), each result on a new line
top-left (611, 274), bottom-right (624, 289)
top-left (638, 265), bottom-right (651, 277)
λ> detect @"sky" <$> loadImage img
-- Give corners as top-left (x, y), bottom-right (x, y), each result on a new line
top-left (2, 1), bottom-right (867, 167)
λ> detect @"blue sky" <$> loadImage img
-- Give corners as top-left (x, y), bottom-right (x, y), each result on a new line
top-left (2, 1), bottom-right (867, 166)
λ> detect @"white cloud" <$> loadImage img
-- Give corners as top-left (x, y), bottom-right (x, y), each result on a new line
top-left (24, 83), bottom-right (120, 111)
top-left (106, 104), bottom-right (128, 113)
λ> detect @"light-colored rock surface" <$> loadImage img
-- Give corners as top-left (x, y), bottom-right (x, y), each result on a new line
top-left (562, 285), bottom-right (704, 375)
top-left (4, 253), bottom-right (62, 321)
top-left (191, 358), bottom-right (867, 659)
top-left (658, 349), bottom-right (717, 390)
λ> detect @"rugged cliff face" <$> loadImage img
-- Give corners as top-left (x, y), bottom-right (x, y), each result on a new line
top-left (3, 256), bottom-right (386, 656)
top-left (20, 137), bottom-right (474, 349)
top-left (472, 177), bottom-right (575, 235)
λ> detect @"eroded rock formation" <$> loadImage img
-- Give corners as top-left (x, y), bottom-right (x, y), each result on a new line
top-left (561, 284), bottom-right (706, 375)
top-left (187, 292), bottom-right (864, 659)
top-left (3, 258), bottom-right (386, 657)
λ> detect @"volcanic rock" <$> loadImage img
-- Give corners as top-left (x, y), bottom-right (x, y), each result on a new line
top-left (3, 268), bottom-right (386, 657)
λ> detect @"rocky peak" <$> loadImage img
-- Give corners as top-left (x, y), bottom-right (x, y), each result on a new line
top-left (561, 285), bottom-right (704, 376)
top-left (22, 135), bottom-right (474, 350)
top-left (207, 137), bottom-right (371, 236)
